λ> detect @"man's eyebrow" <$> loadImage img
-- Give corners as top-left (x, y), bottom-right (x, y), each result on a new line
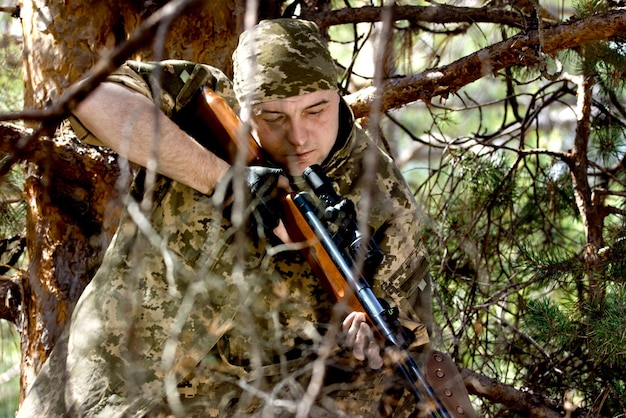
top-left (255, 108), bottom-right (282, 115)
top-left (305, 99), bottom-right (330, 110)
top-left (255, 99), bottom-right (331, 115)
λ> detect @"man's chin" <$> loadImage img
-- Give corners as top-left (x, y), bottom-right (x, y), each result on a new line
top-left (285, 160), bottom-right (315, 177)
top-left (287, 168), bottom-right (306, 178)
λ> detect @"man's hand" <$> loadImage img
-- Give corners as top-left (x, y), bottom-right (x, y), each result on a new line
top-left (342, 311), bottom-right (384, 369)
top-left (272, 221), bottom-right (292, 243)
top-left (213, 166), bottom-right (291, 236)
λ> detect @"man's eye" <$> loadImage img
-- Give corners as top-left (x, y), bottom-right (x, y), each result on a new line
top-left (264, 116), bottom-right (284, 124)
top-left (307, 108), bottom-right (325, 117)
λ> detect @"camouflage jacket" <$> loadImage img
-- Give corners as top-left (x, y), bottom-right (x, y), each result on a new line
top-left (31, 60), bottom-right (431, 417)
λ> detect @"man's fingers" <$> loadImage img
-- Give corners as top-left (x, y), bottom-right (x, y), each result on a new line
top-left (273, 220), bottom-right (292, 243)
top-left (366, 339), bottom-right (383, 369)
top-left (342, 312), bottom-right (383, 368)
top-left (357, 322), bottom-right (383, 369)
top-left (342, 311), bottom-right (365, 347)
top-left (352, 322), bottom-right (368, 361)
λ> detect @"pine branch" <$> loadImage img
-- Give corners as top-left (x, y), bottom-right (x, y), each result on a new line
top-left (311, 4), bottom-right (532, 30)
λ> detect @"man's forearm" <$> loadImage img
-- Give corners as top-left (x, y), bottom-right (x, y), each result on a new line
top-left (73, 82), bottom-right (229, 195)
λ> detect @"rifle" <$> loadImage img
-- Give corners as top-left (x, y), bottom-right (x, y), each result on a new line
top-left (179, 86), bottom-right (475, 418)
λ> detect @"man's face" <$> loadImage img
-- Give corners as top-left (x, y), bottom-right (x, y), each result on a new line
top-left (251, 89), bottom-right (340, 176)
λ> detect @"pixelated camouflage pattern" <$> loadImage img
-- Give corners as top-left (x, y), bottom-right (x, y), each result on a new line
top-left (232, 19), bottom-right (338, 105)
top-left (19, 58), bottom-right (429, 417)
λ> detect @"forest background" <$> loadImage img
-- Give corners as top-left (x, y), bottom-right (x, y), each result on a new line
top-left (1, 0), bottom-right (626, 416)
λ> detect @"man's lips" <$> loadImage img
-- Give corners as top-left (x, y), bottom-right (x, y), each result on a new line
top-left (289, 150), bottom-right (314, 160)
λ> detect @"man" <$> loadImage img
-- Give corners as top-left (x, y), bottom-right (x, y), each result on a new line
top-left (18, 18), bottom-right (432, 417)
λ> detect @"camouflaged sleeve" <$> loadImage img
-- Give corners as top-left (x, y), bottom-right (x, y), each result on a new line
top-left (378, 213), bottom-right (431, 349)
top-left (370, 169), bottom-right (431, 349)
top-left (69, 60), bottom-right (236, 147)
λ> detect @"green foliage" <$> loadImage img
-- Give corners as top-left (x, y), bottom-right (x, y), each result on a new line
top-left (603, 238), bottom-right (626, 283)
top-left (587, 286), bottom-right (626, 368)
top-left (406, 34), bottom-right (625, 410)
top-left (0, 166), bottom-right (26, 237)
top-left (573, 0), bottom-right (608, 18)
top-left (590, 122), bottom-right (626, 168)
top-left (0, 321), bottom-right (20, 418)
top-left (421, 149), bottom-right (626, 413)
top-left (0, 32), bottom-right (23, 113)
top-left (525, 297), bottom-right (579, 350)
top-left (421, 137), bottom-right (626, 413)
top-left (0, 15), bottom-right (23, 416)
top-left (593, 41), bottom-right (626, 89)
top-left (523, 284), bottom-right (626, 412)
top-left (519, 244), bottom-right (582, 289)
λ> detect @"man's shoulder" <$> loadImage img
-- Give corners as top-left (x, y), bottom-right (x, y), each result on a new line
top-left (111, 60), bottom-right (236, 111)
top-left (123, 59), bottom-right (225, 78)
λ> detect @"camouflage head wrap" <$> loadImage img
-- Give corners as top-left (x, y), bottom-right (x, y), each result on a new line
top-left (232, 18), bottom-right (338, 106)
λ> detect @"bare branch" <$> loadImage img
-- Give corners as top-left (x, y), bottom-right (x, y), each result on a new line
top-left (462, 368), bottom-right (568, 418)
top-left (346, 9), bottom-right (626, 118)
top-left (0, 6), bottom-right (20, 17)
top-left (311, 4), bottom-right (532, 30)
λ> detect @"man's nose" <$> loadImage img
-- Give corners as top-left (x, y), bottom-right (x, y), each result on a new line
top-left (287, 121), bottom-right (307, 147)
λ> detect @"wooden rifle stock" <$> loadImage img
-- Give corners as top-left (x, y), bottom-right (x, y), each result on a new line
top-left (175, 86), bottom-right (263, 165)
top-left (184, 87), bottom-right (473, 418)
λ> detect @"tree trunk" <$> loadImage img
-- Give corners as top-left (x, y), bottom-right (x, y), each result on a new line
top-left (17, 0), bottom-right (245, 399)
